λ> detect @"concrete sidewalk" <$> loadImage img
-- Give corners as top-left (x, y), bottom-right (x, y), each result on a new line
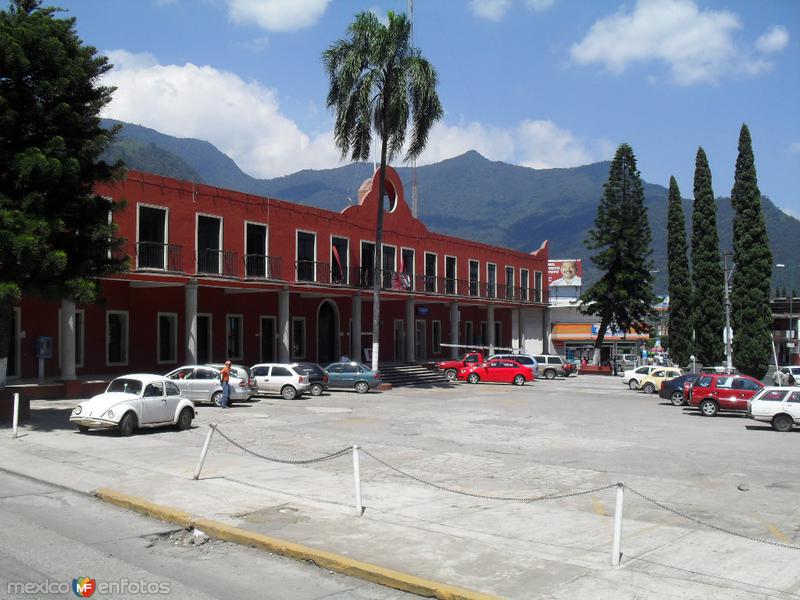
top-left (2, 379), bottom-right (799, 599)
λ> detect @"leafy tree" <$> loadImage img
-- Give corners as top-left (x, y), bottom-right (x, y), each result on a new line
top-left (580, 144), bottom-right (656, 358)
top-left (0, 0), bottom-right (126, 385)
top-left (323, 11), bottom-right (442, 369)
top-left (690, 148), bottom-right (724, 366)
top-left (730, 124), bottom-right (772, 378)
top-left (666, 176), bottom-right (693, 366)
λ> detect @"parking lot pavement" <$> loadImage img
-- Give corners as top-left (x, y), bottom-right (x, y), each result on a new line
top-left (1, 375), bottom-right (799, 599)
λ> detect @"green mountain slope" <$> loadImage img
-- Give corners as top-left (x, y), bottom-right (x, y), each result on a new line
top-left (102, 121), bottom-right (800, 293)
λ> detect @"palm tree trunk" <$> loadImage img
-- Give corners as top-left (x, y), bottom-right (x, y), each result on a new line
top-left (371, 119), bottom-right (390, 372)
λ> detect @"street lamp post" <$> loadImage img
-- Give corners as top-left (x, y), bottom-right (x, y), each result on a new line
top-left (722, 253), bottom-right (735, 372)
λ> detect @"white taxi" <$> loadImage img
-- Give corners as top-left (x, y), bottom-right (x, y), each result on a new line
top-left (747, 386), bottom-right (800, 432)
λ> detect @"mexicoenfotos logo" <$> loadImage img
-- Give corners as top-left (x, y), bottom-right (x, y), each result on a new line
top-left (72, 577), bottom-right (96, 597)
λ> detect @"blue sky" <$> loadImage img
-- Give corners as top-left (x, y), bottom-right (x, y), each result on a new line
top-left (52, 0), bottom-right (798, 214)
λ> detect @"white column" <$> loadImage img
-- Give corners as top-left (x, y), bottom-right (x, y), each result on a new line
top-left (61, 299), bottom-right (76, 380)
top-left (449, 302), bottom-right (460, 359)
top-left (185, 279), bottom-right (198, 365)
top-left (487, 305), bottom-right (496, 355)
top-left (543, 308), bottom-right (552, 353)
top-left (278, 289), bottom-right (290, 362)
top-left (517, 307), bottom-right (525, 352)
top-left (351, 294), bottom-right (362, 361)
top-left (405, 299), bottom-right (415, 362)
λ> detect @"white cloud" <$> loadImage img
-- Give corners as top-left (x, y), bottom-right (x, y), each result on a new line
top-left (788, 142), bottom-right (800, 155)
top-left (470, 0), bottom-right (555, 21)
top-left (101, 51), bottom-right (341, 178)
top-left (755, 25), bottom-right (789, 54)
top-left (570, 0), bottom-right (772, 85)
top-left (417, 118), bottom-right (609, 169)
top-left (224, 0), bottom-right (331, 32)
top-left (101, 52), bottom-right (608, 179)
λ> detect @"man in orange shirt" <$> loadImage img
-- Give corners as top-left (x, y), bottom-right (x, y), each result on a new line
top-left (219, 360), bottom-right (232, 408)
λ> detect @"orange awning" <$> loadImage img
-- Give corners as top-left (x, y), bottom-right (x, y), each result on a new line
top-left (551, 323), bottom-right (649, 341)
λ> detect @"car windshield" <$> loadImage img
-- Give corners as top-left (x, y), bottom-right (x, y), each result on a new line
top-left (107, 378), bottom-right (143, 395)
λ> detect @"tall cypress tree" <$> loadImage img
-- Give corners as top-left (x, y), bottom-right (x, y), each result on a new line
top-left (690, 148), bottom-right (725, 366)
top-left (730, 124), bottom-right (773, 378)
top-left (666, 176), bottom-right (693, 367)
top-left (580, 144), bottom-right (656, 358)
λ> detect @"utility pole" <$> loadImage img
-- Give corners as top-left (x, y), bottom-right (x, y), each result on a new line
top-left (723, 252), bottom-right (734, 371)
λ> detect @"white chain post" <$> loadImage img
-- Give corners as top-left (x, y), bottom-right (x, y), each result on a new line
top-left (192, 423), bottom-right (217, 480)
top-left (352, 445), bottom-right (363, 516)
top-left (612, 483), bottom-right (625, 565)
top-left (12, 393), bottom-right (20, 439)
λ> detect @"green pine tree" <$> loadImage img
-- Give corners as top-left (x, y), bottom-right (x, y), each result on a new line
top-left (580, 144), bottom-right (657, 357)
top-left (666, 176), bottom-right (693, 367)
top-left (0, 0), bottom-right (126, 385)
top-left (690, 147), bottom-right (725, 366)
top-left (730, 124), bottom-right (772, 378)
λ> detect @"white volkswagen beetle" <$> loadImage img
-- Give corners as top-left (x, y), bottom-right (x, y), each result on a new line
top-left (70, 374), bottom-right (196, 436)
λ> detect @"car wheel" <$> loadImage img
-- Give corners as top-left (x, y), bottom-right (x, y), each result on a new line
top-left (670, 391), bottom-right (685, 406)
top-left (444, 368), bottom-right (458, 381)
top-left (544, 369), bottom-right (556, 380)
top-left (513, 374), bottom-right (525, 386)
top-left (211, 391), bottom-right (223, 406)
top-left (77, 425), bottom-right (89, 434)
top-left (772, 414), bottom-right (794, 432)
top-left (628, 379), bottom-right (639, 390)
top-left (643, 383), bottom-right (655, 394)
top-left (355, 381), bottom-right (370, 394)
top-left (699, 399), bottom-right (718, 417)
top-left (118, 412), bottom-right (137, 437)
top-left (281, 385), bottom-right (298, 400)
top-left (310, 383), bottom-right (324, 396)
top-left (177, 407), bottom-right (193, 430)
top-left (467, 373), bottom-right (480, 384)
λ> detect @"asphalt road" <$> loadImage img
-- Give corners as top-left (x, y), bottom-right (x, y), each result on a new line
top-left (0, 471), bottom-right (413, 600)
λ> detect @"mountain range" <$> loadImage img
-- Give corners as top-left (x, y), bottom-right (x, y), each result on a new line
top-left (100, 119), bottom-right (800, 293)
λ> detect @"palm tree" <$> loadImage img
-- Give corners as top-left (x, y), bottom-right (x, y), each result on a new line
top-left (323, 11), bottom-right (443, 370)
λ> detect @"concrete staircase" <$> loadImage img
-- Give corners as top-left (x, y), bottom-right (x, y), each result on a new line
top-left (378, 362), bottom-right (452, 388)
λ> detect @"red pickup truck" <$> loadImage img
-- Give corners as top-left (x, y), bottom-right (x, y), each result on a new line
top-left (436, 352), bottom-right (486, 381)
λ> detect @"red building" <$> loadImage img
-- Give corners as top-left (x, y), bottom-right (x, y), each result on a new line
top-left (6, 167), bottom-right (549, 382)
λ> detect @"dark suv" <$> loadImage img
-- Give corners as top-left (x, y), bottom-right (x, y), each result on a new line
top-left (291, 363), bottom-right (329, 396)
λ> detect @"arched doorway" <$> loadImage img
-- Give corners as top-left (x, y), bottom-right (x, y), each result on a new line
top-left (317, 300), bottom-right (339, 365)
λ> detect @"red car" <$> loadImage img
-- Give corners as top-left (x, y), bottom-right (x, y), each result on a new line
top-left (688, 373), bottom-right (764, 416)
top-left (458, 359), bottom-right (534, 386)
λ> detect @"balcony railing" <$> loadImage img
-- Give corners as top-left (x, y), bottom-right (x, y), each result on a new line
top-left (244, 254), bottom-right (281, 279)
top-left (136, 241), bottom-right (183, 272)
top-left (198, 248), bottom-right (238, 277)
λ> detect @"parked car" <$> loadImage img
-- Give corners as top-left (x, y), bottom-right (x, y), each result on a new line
top-left (614, 354), bottom-right (638, 371)
top-left (206, 363), bottom-right (257, 400)
top-left (292, 362), bottom-right (329, 396)
top-left (324, 362), bottom-right (382, 393)
top-left (70, 374), bottom-right (196, 436)
top-left (747, 387), bottom-right (800, 431)
top-left (489, 353), bottom-right (539, 377)
top-left (622, 365), bottom-right (661, 390)
top-left (165, 364), bottom-right (253, 405)
top-left (436, 351), bottom-right (488, 381)
top-left (250, 363), bottom-right (311, 400)
top-left (688, 373), bottom-right (764, 416)
top-left (638, 367), bottom-right (682, 394)
top-left (531, 354), bottom-right (576, 379)
top-left (458, 359), bottom-right (533, 386)
top-left (659, 373), bottom-right (700, 406)
top-left (700, 365), bottom-right (737, 374)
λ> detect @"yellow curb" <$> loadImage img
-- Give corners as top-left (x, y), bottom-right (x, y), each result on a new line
top-left (93, 488), bottom-right (501, 600)
top-left (94, 488), bottom-right (192, 529)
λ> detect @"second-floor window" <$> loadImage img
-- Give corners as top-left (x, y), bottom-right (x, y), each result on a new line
top-left (332, 237), bottom-right (348, 284)
top-left (138, 205), bottom-right (167, 269)
top-left (401, 248), bottom-right (414, 290)
top-left (245, 223), bottom-right (268, 277)
top-left (197, 215), bottom-right (222, 274)
top-left (534, 271), bottom-right (543, 302)
top-left (505, 266), bottom-right (514, 299)
top-left (297, 231), bottom-right (316, 281)
top-left (424, 252), bottom-right (437, 292)
top-left (487, 263), bottom-right (496, 298)
top-left (520, 269), bottom-right (529, 301)
top-left (382, 245), bottom-right (396, 289)
top-left (445, 256), bottom-right (456, 294)
top-left (360, 242), bottom-right (375, 288)
top-left (469, 260), bottom-right (479, 296)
